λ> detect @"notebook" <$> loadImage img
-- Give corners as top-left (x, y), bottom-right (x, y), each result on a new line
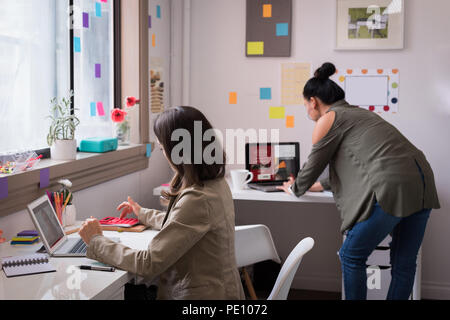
top-left (1, 253), bottom-right (56, 278)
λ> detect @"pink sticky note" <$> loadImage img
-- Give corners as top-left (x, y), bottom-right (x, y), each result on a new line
top-left (97, 102), bottom-right (105, 116)
top-left (101, 0), bottom-right (107, 2)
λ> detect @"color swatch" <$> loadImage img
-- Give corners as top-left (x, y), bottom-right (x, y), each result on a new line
top-left (229, 92), bottom-right (238, 104)
top-left (157, 5), bottom-right (161, 18)
top-left (286, 116), bottom-right (295, 128)
top-left (263, 4), bottom-right (272, 18)
top-left (146, 144), bottom-right (152, 158)
top-left (276, 23), bottom-right (289, 37)
top-left (83, 12), bottom-right (89, 28)
top-left (95, 64), bottom-right (101, 78)
top-left (74, 37), bottom-right (81, 52)
top-left (97, 102), bottom-right (105, 116)
top-left (260, 88), bottom-right (272, 100)
top-left (95, 2), bottom-right (102, 17)
top-left (90, 102), bottom-right (97, 116)
top-left (269, 107), bottom-right (285, 119)
top-left (247, 41), bottom-right (264, 55)
top-left (40, 168), bottom-right (50, 189)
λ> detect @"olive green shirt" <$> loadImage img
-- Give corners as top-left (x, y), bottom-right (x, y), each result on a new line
top-left (292, 100), bottom-right (440, 233)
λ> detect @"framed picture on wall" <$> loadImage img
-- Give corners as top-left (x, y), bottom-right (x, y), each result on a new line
top-left (335, 0), bottom-right (404, 50)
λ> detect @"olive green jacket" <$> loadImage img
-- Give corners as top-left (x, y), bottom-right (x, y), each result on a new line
top-left (87, 178), bottom-right (245, 300)
top-left (292, 100), bottom-right (440, 233)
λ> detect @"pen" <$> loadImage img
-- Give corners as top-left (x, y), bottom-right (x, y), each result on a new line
top-left (79, 265), bottom-right (116, 272)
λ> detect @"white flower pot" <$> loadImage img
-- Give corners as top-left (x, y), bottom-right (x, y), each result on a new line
top-left (51, 140), bottom-right (77, 160)
top-left (62, 205), bottom-right (77, 227)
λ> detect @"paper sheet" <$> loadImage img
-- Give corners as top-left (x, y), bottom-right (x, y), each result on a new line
top-left (269, 107), bottom-right (285, 119)
top-left (281, 63), bottom-right (311, 105)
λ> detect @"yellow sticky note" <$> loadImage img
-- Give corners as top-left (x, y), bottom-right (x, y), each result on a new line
top-left (263, 4), bottom-right (272, 18)
top-left (269, 107), bottom-right (285, 119)
top-left (247, 41), bottom-right (264, 55)
top-left (286, 116), bottom-right (295, 128)
top-left (229, 92), bottom-right (237, 104)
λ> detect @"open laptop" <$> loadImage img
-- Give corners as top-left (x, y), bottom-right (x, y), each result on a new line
top-left (27, 195), bottom-right (89, 257)
top-left (245, 142), bottom-right (300, 192)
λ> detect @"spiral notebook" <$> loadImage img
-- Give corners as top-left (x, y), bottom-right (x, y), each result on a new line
top-left (1, 254), bottom-right (56, 278)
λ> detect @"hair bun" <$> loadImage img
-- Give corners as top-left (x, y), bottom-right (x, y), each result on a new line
top-left (314, 63), bottom-right (336, 80)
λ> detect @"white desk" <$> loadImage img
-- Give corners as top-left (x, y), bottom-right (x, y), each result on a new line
top-left (153, 185), bottom-right (335, 204)
top-left (0, 229), bottom-right (158, 300)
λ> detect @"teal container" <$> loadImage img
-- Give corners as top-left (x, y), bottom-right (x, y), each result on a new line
top-left (79, 138), bottom-right (118, 153)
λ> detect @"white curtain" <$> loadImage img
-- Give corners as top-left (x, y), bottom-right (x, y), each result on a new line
top-left (0, 0), bottom-right (69, 153)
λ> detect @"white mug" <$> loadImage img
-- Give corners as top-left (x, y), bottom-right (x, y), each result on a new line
top-left (231, 170), bottom-right (254, 190)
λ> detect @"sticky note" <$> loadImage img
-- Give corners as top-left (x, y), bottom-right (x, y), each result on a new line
top-left (101, 0), bottom-right (107, 2)
top-left (247, 41), bottom-right (264, 55)
top-left (157, 5), bottom-right (161, 18)
top-left (40, 168), bottom-right (50, 189)
top-left (74, 37), bottom-right (81, 52)
top-left (152, 34), bottom-right (156, 47)
top-left (263, 4), bottom-right (272, 18)
top-left (83, 12), bottom-right (89, 28)
top-left (269, 107), bottom-right (285, 119)
top-left (97, 102), bottom-right (105, 116)
top-left (229, 92), bottom-right (237, 104)
top-left (286, 116), bottom-right (295, 128)
top-left (260, 88), bottom-right (272, 100)
top-left (276, 23), bottom-right (289, 37)
top-left (95, 63), bottom-right (101, 78)
top-left (0, 177), bottom-right (8, 200)
top-left (146, 144), bottom-right (152, 158)
top-left (90, 102), bottom-right (97, 116)
top-left (148, 15), bottom-right (152, 28)
top-left (95, 2), bottom-right (102, 17)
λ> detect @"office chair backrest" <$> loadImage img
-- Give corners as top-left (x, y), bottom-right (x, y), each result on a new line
top-left (268, 237), bottom-right (315, 300)
top-left (235, 225), bottom-right (281, 268)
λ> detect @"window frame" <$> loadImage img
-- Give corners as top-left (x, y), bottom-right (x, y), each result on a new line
top-left (0, 0), bottom-right (152, 218)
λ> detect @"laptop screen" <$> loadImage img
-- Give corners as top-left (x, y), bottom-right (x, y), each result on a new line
top-left (246, 143), bottom-right (300, 183)
top-left (32, 200), bottom-right (65, 249)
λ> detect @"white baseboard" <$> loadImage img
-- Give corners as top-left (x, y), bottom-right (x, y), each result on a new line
top-left (292, 273), bottom-right (342, 293)
top-left (292, 274), bottom-right (450, 300)
top-left (422, 281), bottom-right (450, 300)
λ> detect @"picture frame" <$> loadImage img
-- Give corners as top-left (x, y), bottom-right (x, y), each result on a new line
top-left (335, 0), bottom-right (404, 50)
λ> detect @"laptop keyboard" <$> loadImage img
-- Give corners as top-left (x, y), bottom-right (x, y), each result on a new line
top-left (69, 239), bottom-right (88, 254)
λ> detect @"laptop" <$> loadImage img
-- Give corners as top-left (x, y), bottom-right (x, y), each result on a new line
top-left (27, 195), bottom-right (89, 257)
top-left (245, 142), bottom-right (300, 192)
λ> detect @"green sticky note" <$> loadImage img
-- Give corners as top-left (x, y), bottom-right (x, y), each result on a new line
top-left (269, 107), bottom-right (286, 119)
top-left (247, 41), bottom-right (264, 55)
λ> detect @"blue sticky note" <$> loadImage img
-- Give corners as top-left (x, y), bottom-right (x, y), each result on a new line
top-left (157, 5), bottom-right (161, 18)
top-left (90, 102), bottom-right (97, 116)
top-left (74, 37), bottom-right (81, 52)
top-left (0, 177), bottom-right (8, 200)
top-left (146, 144), bottom-right (152, 158)
top-left (276, 23), bottom-right (289, 37)
top-left (260, 88), bottom-right (272, 100)
top-left (96, 2), bottom-right (102, 17)
top-left (40, 168), bottom-right (50, 189)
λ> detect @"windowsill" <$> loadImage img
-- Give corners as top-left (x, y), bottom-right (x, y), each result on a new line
top-left (0, 144), bottom-right (151, 218)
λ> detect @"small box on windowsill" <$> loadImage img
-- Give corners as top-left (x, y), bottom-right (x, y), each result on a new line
top-left (79, 138), bottom-right (118, 153)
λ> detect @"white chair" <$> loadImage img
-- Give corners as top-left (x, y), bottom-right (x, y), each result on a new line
top-left (268, 237), bottom-right (315, 300)
top-left (235, 225), bottom-right (281, 300)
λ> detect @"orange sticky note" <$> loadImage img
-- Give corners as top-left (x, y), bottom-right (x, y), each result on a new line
top-left (152, 34), bottom-right (156, 47)
top-left (286, 116), bottom-right (295, 128)
top-left (229, 92), bottom-right (237, 104)
top-left (263, 4), bottom-right (272, 18)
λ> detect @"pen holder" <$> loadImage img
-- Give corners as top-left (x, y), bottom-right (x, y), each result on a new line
top-left (62, 205), bottom-right (77, 227)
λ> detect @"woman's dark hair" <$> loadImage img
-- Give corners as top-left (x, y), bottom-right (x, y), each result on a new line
top-left (303, 62), bottom-right (345, 105)
top-left (154, 106), bottom-right (226, 200)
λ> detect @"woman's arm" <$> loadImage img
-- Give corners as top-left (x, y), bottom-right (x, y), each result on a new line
top-left (291, 111), bottom-right (342, 196)
top-left (86, 190), bottom-right (210, 279)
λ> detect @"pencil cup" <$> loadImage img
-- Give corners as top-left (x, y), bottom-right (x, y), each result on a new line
top-left (62, 205), bottom-right (77, 227)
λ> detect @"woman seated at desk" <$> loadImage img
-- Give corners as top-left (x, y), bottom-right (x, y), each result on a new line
top-left (79, 106), bottom-right (245, 300)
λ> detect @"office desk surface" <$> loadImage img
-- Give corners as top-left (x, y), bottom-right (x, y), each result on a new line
top-left (153, 184), bottom-right (335, 204)
top-left (0, 230), bottom-right (158, 300)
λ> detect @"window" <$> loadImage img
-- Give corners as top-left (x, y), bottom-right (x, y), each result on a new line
top-left (0, 0), bottom-right (70, 153)
top-left (0, 0), bottom-right (116, 154)
top-left (73, 0), bottom-right (115, 141)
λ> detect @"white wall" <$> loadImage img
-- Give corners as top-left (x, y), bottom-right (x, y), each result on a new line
top-left (188, 0), bottom-right (450, 299)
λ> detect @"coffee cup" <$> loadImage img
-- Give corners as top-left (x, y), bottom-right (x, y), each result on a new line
top-left (231, 170), bottom-right (254, 190)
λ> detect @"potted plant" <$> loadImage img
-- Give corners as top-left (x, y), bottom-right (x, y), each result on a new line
top-left (47, 91), bottom-right (80, 160)
top-left (111, 96), bottom-right (140, 146)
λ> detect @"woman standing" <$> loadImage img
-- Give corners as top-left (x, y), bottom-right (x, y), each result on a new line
top-left (79, 106), bottom-right (245, 300)
top-left (278, 63), bottom-right (440, 300)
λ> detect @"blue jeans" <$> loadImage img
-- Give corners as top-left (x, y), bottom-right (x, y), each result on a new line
top-left (339, 203), bottom-right (431, 300)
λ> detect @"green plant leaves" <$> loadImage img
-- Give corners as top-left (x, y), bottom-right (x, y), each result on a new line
top-left (47, 91), bottom-right (80, 146)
